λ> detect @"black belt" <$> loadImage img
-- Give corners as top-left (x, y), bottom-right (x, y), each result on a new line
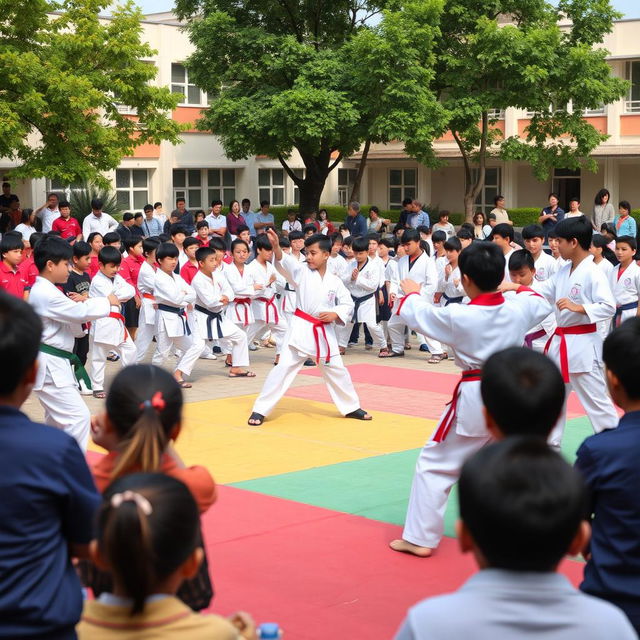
top-left (352, 292), bottom-right (375, 322)
top-left (285, 282), bottom-right (295, 292)
top-left (157, 303), bottom-right (191, 335)
top-left (195, 304), bottom-right (224, 340)
top-left (443, 293), bottom-right (464, 306)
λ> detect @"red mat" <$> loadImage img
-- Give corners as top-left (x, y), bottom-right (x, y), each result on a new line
top-left (301, 363), bottom-right (590, 418)
top-left (202, 485), bottom-right (584, 640)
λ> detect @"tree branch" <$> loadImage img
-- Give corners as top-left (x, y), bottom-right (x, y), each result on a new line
top-left (472, 111), bottom-right (489, 200)
top-left (278, 153), bottom-right (301, 184)
top-left (276, 0), bottom-right (304, 43)
top-left (328, 151), bottom-right (344, 173)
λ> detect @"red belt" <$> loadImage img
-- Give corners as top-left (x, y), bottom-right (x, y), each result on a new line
top-left (433, 369), bottom-right (481, 442)
top-left (294, 308), bottom-right (330, 364)
top-left (142, 293), bottom-right (155, 301)
top-left (234, 298), bottom-right (252, 326)
top-left (108, 311), bottom-right (129, 340)
top-left (544, 324), bottom-right (597, 383)
top-left (258, 295), bottom-right (279, 325)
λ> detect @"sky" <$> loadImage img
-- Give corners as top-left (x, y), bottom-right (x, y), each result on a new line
top-left (131, 0), bottom-right (639, 18)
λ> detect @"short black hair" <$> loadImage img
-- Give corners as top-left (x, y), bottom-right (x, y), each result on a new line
top-left (458, 242), bottom-right (504, 292)
top-left (401, 228), bottom-right (420, 244)
top-left (154, 202), bottom-right (162, 208)
top-left (87, 232), bottom-right (103, 245)
top-left (260, 200), bottom-right (269, 207)
top-left (196, 220), bottom-right (209, 230)
top-left (329, 231), bottom-right (343, 245)
top-left (142, 237), bottom-right (160, 257)
top-left (73, 241), bottom-right (91, 258)
top-left (91, 198), bottom-right (103, 210)
top-left (352, 237), bottom-right (369, 253)
top-left (508, 249), bottom-right (535, 272)
top-left (616, 235), bottom-right (637, 251)
top-left (522, 224), bottom-right (545, 240)
top-left (98, 246), bottom-right (122, 266)
top-left (196, 246), bottom-right (215, 263)
top-left (134, 212), bottom-right (143, 221)
top-left (432, 230), bottom-right (446, 245)
top-left (58, 200), bottom-right (71, 210)
top-left (494, 194), bottom-right (504, 205)
top-left (456, 228), bottom-right (473, 241)
top-left (183, 237), bottom-right (200, 250)
top-left (103, 232), bottom-right (120, 246)
top-left (444, 237), bottom-right (462, 252)
top-left (305, 233), bottom-right (331, 252)
top-left (124, 237), bottom-right (142, 252)
top-left (0, 292), bottom-right (42, 395)
top-left (34, 236), bottom-right (73, 272)
top-left (416, 225), bottom-right (430, 235)
top-left (619, 200), bottom-right (631, 214)
top-left (279, 236), bottom-right (291, 248)
top-left (366, 232), bottom-right (381, 243)
top-left (402, 197), bottom-right (413, 207)
top-left (603, 317), bottom-right (640, 399)
top-left (459, 437), bottom-right (586, 571)
top-left (491, 223), bottom-right (514, 241)
top-left (176, 197), bottom-right (186, 204)
top-left (288, 230), bottom-right (304, 242)
top-left (0, 233), bottom-right (24, 256)
top-left (122, 212), bottom-right (134, 222)
top-left (380, 237), bottom-right (396, 250)
top-left (555, 215), bottom-right (592, 250)
top-left (236, 224), bottom-right (249, 235)
top-left (143, 204), bottom-right (153, 213)
top-left (438, 210), bottom-right (450, 219)
top-left (158, 233), bottom-right (170, 242)
top-left (303, 224), bottom-right (317, 235)
top-left (210, 199), bottom-right (222, 208)
top-left (255, 234), bottom-right (273, 252)
top-left (29, 232), bottom-right (46, 251)
top-left (156, 242), bottom-right (179, 261)
top-left (481, 347), bottom-right (565, 437)
top-left (209, 236), bottom-right (226, 252)
top-left (169, 223), bottom-right (187, 238)
top-left (242, 198), bottom-right (251, 205)
top-left (231, 238), bottom-right (249, 252)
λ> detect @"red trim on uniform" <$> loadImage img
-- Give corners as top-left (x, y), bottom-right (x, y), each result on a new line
top-left (432, 369), bottom-right (482, 443)
top-left (294, 308), bottom-right (330, 364)
top-left (516, 285), bottom-right (543, 298)
top-left (544, 324), bottom-right (597, 383)
top-left (617, 264), bottom-right (629, 282)
top-left (395, 291), bottom-right (420, 315)
top-left (468, 291), bottom-right (505, 306)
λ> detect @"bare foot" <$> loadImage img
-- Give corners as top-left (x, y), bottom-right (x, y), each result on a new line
top-left (389, 539), bottom-right (433, 557)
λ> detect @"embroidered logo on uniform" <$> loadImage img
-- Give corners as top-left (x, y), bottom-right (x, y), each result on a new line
top-left (569, 284), bottom-right (582, 301)
top-left (328, 290), bottom-right (336, 304)
top-left (535, 268), bottom-right (546, 281)
top-left (624, 277), bottom-right (633, 288)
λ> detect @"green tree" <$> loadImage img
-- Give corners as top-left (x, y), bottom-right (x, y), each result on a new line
top-left (407, 0), bottom-right (628, 221)
top-left (176, 0), bottom-right (446, 214)
top-left (0, 0), bottom-right (183, 185)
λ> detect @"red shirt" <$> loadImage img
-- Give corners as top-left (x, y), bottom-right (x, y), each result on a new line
top-left (89, 255), bottom-right (100, 279)
top-left (119, 254), bottom-right (144, 293)
top-left (0, 262), bottom-right (27, 298)
top-left (196, 237), bottom-right (210, 247)
top-left (180, 261), bottom-right (198, 285)
top-left (51, 215), bottom-right (81, 240)
top-left (18, 256), bottom-right (38, 289)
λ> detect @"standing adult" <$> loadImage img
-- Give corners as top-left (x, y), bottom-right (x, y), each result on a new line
top-left (0, 182), bottom-right (16, 214)
top-left (153, 201), bottom-right (167, 227)
top-left (241, 198), bottom-right (256, 236)
top-left (35, 193), bottom-right (61, 233)
top-left (490, 195), bottom-right (512, 225)
top-left (345, 201), bottom-right (367, 238)
top-left (205, 199), bottom-right (227, 240)
top-left (115, 212), bottom-right (135, 241)
top-left (593, 188), bottom-right (616, 231)
top-left (81, 198), bottom-right (118, 239)
top-left (141, 204), bottom-right (163, 237)
top-left (397, 198), bottom-right (415, 229)
top-left (226, 199), bottom-right (246, 238)
top-left (614, 201), bottom-right (637, 238)
top-left (538, 192), bottom-right (565, 239)
top-left (131, 213), bottom-right (145, 239)
top-left (171, 198), bottom-right (195, 234)
top-left (409, 200), bottom-right (431, 229)
top-left (254, 200), bottom-right (275, 235)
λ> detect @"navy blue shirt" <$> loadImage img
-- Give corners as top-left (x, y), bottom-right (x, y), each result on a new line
top-left (541, 206), bottom-right (565, 237)
top-left (577, 411), bottom-right (640, 605)
top-left (0, 406), bottom-right (101, 638)
top-left (345, 213), bottom-right (367, 238)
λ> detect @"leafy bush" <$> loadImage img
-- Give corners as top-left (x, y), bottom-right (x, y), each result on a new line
top-left (506, 208), bottom-right (542, 226)
top-left (69, 182), bottom-right (124, 223)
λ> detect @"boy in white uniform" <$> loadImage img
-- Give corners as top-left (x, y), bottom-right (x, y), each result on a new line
top-left (504, 216), bottom-right (619, 450)
top-left (491, 223), bottom-right (516, 282)
top-left (151, 242), bottom-right (202, 388)
top-left (382, 229), bottom-right (440, 358)
top-left (29, 237), bottom-right (119, 449)
top-left (611, 235), bottom-right (640, 329)
top-left (389, 242), bottom-right (552, 557)
top-left (522, 224), bottom-right (557, 282)
top-left (248, 231), bottom-right (371, 426)
top-left (134, 238), bottom-right (160, 363)
top-left (191, 246), bottom-right (254, 378)
top-left (88, 247), bottom-right (137, 398)
top-left (338, 236), bottom-right (387, 355)
top-left (327, 232), bottom-right (348, 281)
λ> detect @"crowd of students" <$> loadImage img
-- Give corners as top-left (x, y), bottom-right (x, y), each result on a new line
top-left (1, 187), bottom-right (640, 638)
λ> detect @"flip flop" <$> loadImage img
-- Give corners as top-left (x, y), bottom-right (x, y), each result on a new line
top-left (176, 380), bottom-right (192, 388)
top-left (427, 354), bottom-right (445, 364)
top-left (229, 371), bottom-right (256, 378)
top-left (92, 390), bottom-right (106, 399)
top-left (345, 408), bottom-right (372, 421)
top-left (225, 360), bottom-right (233, 367)
top-left (248, 412), bottom-right (264, 426)
top-left (379, 350), bottom-right (404, 358)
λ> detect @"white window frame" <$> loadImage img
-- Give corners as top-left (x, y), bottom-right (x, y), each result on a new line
top-left (116, 169), bottom-right (149, 212)
top-left (487, 108), bottom-right (505, 119)
top-left (258, 168), bottom-right (285, 206)
top-left (388, 168), bottom-right (417, 210)
top-left (625, 60), bottom-right (640, 113)
top-left (207, 169), bottom-right (236, 206)
top-left (292, 169), bottom-right (305, 205)
top-left (171, 63), bottom-right (207, 107)
top-left (47, 179), bottom-right (84, 202)
top-left (338, 168), bottom-right (358, 206)
top-left (471, 167), bottom-right (502, 215)
top-left (172, 169), bottom-right (203, 209)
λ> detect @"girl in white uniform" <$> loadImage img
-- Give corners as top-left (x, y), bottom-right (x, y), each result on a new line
top-left (610, 235), bottom-right (640, 329)
top-left (225, 239), bottom-right (257, 339)
top-left (590, 234), bottom-right (616, 338)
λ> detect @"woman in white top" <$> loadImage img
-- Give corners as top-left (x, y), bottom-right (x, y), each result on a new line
top-left (592, 188), bottom-right (615, 231)
top-left (14, 208), bottom-right (37, 242)
top-left (367, 206), bottom-right (391, 234)
top-left (473, 212), bottom-right (489, 240)
top-left (489, 195), bottom-right (511, 224)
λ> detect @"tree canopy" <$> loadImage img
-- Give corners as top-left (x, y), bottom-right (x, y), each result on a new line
top-left (176, 0), bottom-right (446, 213)
top-left (0, 0), bottom-right (183, 185)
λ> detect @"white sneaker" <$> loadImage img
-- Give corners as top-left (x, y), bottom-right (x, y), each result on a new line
top-left (78, 379), bottom-right (92, 396)
top-left (248, 343), bottom-right (258, 351)
top-left (200, 353), bottom-right (218, 360)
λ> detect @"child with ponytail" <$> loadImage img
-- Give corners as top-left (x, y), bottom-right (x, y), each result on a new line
top-left (77, 473), bottom-right (256, 639)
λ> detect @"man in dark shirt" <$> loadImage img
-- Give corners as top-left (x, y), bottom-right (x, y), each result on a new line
top-left (131, 212), bottom-right (145, 238)
top-left (171, 197), bottom-right (195, 234)
top-left (397, 197), bottom-right (416, 229)
top-left (345, 201), bottom-right (368, 237)
top-left (116, 212), bottom-right (134, 241)
top-left (538, 192), bottom-right (565, 239)
top-left (0, 182), bottom-right (16, 214)
top-left (0, 292), bottom-right (100, 639)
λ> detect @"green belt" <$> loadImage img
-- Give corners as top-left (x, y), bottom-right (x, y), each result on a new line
top-left (39, 343), bottom-right (92, 390)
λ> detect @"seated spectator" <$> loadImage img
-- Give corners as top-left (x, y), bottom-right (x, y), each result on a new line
top-left (367, 206), bottom-right (391, 234)
top-left (318, 208), bottom-right (336, 235)
top-left (303, 209), bottom-right (320, 232)
top-left (614, 201), bottom-right (637, 238)
top-left (254, 200), bottom-right (274, 235)
top-left (226, 199), bottom-right (246, 238)
top-left (394, 437), bottom-right (636, 640)
top-left (130, 212), bottom-right (145, 238)
top-left (77, 473), bottom-right (255, 639)
top-left (473, 211), bottom-right (489, 239)
top-left (51, 201), bottom-right (82, 244)
top-left (577, 318), bottom-right (640, 634)
top-left (141, 204), bottom-right (163, 237)
top-left (0, 292), bottom-right (101, 639)
top-left (489, 194), bottom-right (512, 225)
top-left (345, 201), bottom-right (367, 237)
top-left (116, 212), bottom-right (134, 241)
top-left (431, 211), bottom-right (455, 238)
top-left (282, 209), bottom-right (302, 236)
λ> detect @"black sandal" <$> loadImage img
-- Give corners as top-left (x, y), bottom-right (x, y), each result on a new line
top-left (247, 412), bottom-right (264, 426)
top-left (345, 408), bottom-right (372, 421)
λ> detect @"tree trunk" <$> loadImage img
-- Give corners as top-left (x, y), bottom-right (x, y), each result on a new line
top-left (464, 193), bottom-right (476, 222)
top-left (298, 174), bottom-right (327, 215)
top-left (349, 138), bottom-right (371, 203)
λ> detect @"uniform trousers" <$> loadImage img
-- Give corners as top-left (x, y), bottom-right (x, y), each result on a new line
top-left (388, 314), bottom-right (444, 354)
top-left (246, 319), bottom-right (287, 354)
top-left (252, 345), bottom-right (360, 417)
top-left (193, 324), bottom-right (250, 367)
top-left (89, 336), bottom-right (137, 391)
top-left (338, 320), bottom-right (386, 349)
top-left (134, 316), bottom-right (157, 363)
top-left (152, 327), bottom-right (201, 376)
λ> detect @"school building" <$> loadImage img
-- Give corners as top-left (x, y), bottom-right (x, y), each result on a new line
top-left (3, 12), bottom-right (640, 215)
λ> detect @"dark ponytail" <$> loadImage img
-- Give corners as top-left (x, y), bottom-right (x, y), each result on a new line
top-left (106, 365), bottom-right (183, 480)
top-left (592, 234), bottom-right (618, 266)
top-left (99, 473), bottom-right (200, 614)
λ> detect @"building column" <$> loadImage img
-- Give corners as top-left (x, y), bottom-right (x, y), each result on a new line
top-left (604, 157), bottom-right (619, 205)
top-left (502, 161), bottom-right (517, 208)
top-left (419, 163), bottom-right (432, 209)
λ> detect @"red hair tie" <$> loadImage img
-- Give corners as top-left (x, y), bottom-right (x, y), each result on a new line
top-left (139, 391), bottom-right (166, 413)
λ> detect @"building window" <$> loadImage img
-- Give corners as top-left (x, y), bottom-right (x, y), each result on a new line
top-left (338, 168), bottom-right (357, 206)
top-left (471, 167), bottom-right (501, 215)
top-left (258, 168), bottom-right (285, 205)
top-left (171, 63), bottom-right (206, 106)
top-left (47, 179), bottom-right (84, 202)
top-left (625, 60), bottom-right (640, 113)
top-left (487, 108), bottom-right (505, 119)
top-left (115, 169), bottom-right (149, 211)
top-left (207, 169), bottom-right (236, 206)
top-left (389, 168), bottom-right (416, 210)
top-left (172, 169), bottom-right (202, 208)
top-left (583, 104), bottom-right (606, 116)
top-left (292, 169), bottom-right (305, 205)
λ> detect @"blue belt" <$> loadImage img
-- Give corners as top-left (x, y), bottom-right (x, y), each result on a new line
top-left (157, 303), bottom-right (191, 335)
top-left (613, 301), bottom-right (638, 328)
top-left (195, 304), bottom-right (224, 340)
top-left (443, 293), bottom-right (464, 306)
top-left (352, 292), bottom-right (375, 322)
